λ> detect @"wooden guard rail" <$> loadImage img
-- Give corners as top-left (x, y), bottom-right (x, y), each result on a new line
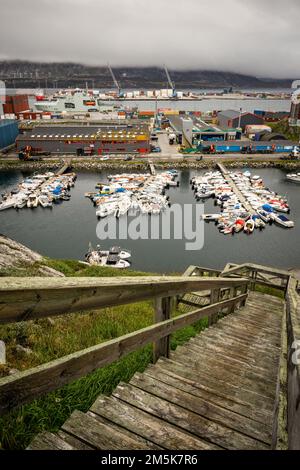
top-left (0, 275), bottom-right (248, 415)
top-left (286, 276), bottom-right (300, 449)
top-left (191, 262), bottom-right (300, 449)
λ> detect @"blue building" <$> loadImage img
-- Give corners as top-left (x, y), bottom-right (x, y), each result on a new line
top-left (0, 120), bottom-right (19, 151)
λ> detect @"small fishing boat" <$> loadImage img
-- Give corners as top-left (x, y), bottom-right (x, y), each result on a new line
top-left (201, 214), bottom-right (221, 222)
top-left (27, 194), bottom-right (39, 208)
top-left (85, 244), bottom-right (131, 268)
top-left (39, 195), bottom-right (52, 208)
top-left (273, 214), bottom-right (294, 229)
top-left (244, 219), bottom-right (255, 234)
top-left (286, 173), bottom-right (300, 184)
top-left (0, 199), bottom-right (16, 211)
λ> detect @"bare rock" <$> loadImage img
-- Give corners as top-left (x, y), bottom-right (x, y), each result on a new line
top-left (0, 234), bottom-right (42, 268)
top-left (15, 344), bottom-right (33, 356)
top-left (0, 234), bottom-right (64, 276)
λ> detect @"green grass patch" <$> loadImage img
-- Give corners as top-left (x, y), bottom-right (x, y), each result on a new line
top-left (254, 283), bottom-right (285, 299)
top-left (0, 259), bottom-right (209, 450)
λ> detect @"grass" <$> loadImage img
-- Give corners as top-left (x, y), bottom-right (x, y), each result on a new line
top-left (0, 258), bottom-right (207, 450)
top-left (269, 119), bottom-right (300, 141)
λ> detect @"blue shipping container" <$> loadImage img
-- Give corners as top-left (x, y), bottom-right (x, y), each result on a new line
top-left (0, 120), bottom-right (19, 150)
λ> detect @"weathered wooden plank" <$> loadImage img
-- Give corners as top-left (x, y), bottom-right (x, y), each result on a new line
top-left (138, 369), bottom-right (272, 443)
top-left (112, 383), bottom-right (268, 450)
top-left (86, 410), bottom-right (162, 450)
top-left (157, 357), bottom-right (275, 414)
top-left (27, 432), bottom-right (75, 450)
top-left (0, 276), bottom-right (248, 324)
top-left (191, 332), bottom-right (280, 363)
top-left (61, 409), bottom-right (150, 449)
top-left (187, 338), bottom-right (278, 377)
top-left (57, 431), bottom-right (94, 450)
top-left (151, 360), bottom-right (273, 424)
top-left (209, 322), bottom-right (282, 348)
top-left (0, 293), bottom-right (247, 415)
top-left (90, 396), bottom-right (220, 450)
top-left (171, 348), bottom-right (276, 399)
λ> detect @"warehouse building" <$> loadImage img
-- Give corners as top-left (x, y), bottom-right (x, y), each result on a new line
top-left (16, 123), bottom-right (151, 155)
top-left (217, 110), bottom-right (264, 131)
top-left (168, 114), bottom-right (241, 146)
top-left (0, 120), bottom-right (19, 151)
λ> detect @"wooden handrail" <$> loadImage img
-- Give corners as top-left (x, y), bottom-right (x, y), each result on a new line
top-left (0, 276), bottom-right (249, 324)
top-left (285, 277), bottom-right (300, 449)
top-left (0, 292), bottom-right (247, 415)
top-left (221, 263), bottom-right (291, 293)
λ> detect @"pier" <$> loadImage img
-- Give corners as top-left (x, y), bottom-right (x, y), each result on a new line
top-left (217, 163), bottom-right (256, 215)
top-left (56, 158), bottom-right (73, 176)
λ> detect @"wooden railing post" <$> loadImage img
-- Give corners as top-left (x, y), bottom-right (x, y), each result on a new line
top-left (153, 296), bottom-right (172, 363)
top-left (208, 288), bottom-right (221, 326)
top-left (250, 270), bottom-right (257, 291)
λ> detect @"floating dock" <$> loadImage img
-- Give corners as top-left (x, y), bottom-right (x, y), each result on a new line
top-left (56, 158), bottom-right (72, 176)
top-left (217, 163), bottom-right (256, 215)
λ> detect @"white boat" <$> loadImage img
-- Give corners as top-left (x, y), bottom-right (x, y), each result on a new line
top-left (201, 214), bottom-right (221, 222)
top-left (27, 194), bottom-right (39, 208)
top-left (39, 195), bottom-right (52, 208)
top-left (286, 173), bottom-right (300, 184)
top-left (196, 191), bottom-right (215, 199)
top-left (85, 245), bottom-right (131, 268)
top-left (273, 214), bottom-right (294, 228)
top-left (257, 209), bottom-right (272, 223)
top-left (99, 246), bottom-right (131, 260)
top-left (244, 219), bottom-right (255, 234)
top-left (0, 199), bottom-right (16, 211)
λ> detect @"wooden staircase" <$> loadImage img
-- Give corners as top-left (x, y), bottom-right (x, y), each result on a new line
top-left (28, 291), bottom-right (284, 450)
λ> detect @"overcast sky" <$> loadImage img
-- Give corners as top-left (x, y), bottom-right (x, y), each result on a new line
top-left (0, 0), bottom-right (299, 78)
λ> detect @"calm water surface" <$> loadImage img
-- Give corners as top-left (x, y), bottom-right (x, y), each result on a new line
top-left (0, 168), bottom-right (299, 273)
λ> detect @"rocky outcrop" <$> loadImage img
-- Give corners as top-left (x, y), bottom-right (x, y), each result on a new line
top-left (0, 234), bottom-right (64, 276)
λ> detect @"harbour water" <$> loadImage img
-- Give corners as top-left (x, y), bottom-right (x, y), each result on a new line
top-left (9, 89), bottom-right (291, 114)
top-left (102, 98), bottom-right (291, 113)
top-left (0, 168), bottom-right (299, 273)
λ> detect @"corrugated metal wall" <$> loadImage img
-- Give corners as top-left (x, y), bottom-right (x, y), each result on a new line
top-left (0, 120), bottom-right (19, 150)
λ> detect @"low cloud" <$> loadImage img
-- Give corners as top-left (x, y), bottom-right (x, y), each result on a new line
top-left (0, 0), bottom-right (299, 78)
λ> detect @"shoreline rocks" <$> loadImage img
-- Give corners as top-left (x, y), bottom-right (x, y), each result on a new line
top-left (1, 158), bottom-right (300, 173)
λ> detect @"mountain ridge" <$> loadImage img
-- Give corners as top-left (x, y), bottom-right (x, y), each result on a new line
top-left (0, 61), bottom-right (293, 89)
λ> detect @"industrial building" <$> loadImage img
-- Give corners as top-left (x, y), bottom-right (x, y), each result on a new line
top-left (0, 120), bottom-right (19, 151)
top-left (199, 139), bottom-right (296, 154)
top-left (16, 123), bottom-right (151, 155)
top-left (168, 114), bottom-right (241, 147)
top-left (217, 110), bottom-right (264, 131)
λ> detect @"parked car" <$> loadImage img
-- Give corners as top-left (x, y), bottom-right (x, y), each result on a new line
top-left (151, 146), bottom-right (161, 153)
top-left (124, 155), bottom-right (133, 161)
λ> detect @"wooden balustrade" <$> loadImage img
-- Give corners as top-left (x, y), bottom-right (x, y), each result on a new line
top-left (0, 275), bottom-right (248, 415)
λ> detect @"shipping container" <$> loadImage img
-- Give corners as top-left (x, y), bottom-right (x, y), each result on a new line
top-left (3, 95), bottom-right (29, 114)
top-left (0, 120), bottom-right (19, 150)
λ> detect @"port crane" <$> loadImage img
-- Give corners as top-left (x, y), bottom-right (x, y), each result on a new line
top-left (107, 64), bottom-right (123, 98)
top-left (164, 65), bottom-right (177, 99)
